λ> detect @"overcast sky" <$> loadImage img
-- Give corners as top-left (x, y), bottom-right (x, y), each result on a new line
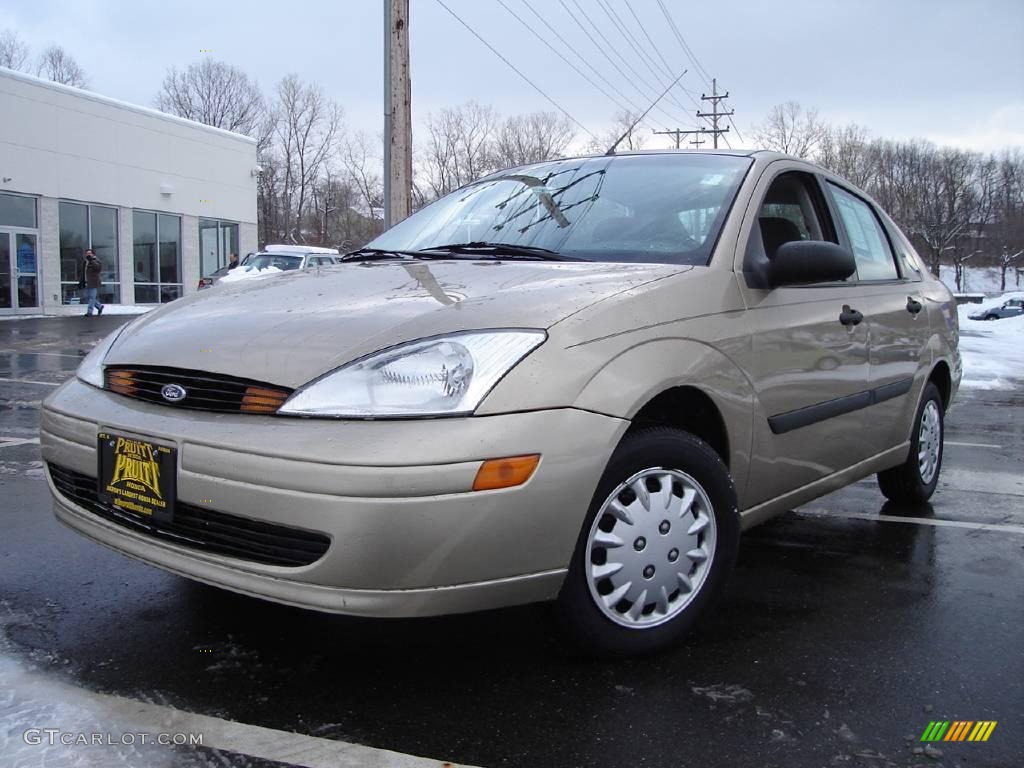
top-left (3, 0), bottom-right (1023, 152)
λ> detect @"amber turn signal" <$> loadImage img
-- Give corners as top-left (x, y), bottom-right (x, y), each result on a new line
top-left (241, 386), bottom-right (290, 414)
top-left (472, 454), bottom-right (540, 492)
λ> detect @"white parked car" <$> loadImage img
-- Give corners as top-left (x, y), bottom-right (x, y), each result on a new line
top-left (198, 245), bottom-right (341, 289)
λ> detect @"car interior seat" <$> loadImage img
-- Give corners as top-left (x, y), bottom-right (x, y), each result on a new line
top-left (759, 217), bottom-right (803, 260)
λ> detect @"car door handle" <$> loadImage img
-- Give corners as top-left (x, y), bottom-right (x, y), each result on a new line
top-left (906, 297), bottom-right (923, 315)
top-left (839, 305), bottom-right (863, 326)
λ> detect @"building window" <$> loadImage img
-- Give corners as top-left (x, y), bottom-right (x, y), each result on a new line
top-left (199, 219), bottom-right (239, 277)
top-left (0, 192), bottom-right (37, 228)
top-left (59, 202), bottom-right (120, 305)
top-left (133, 211), bottom-right (182, 303)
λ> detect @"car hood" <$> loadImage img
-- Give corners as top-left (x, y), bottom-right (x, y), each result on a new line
top-left (107, 259), bottom-right (688, 388)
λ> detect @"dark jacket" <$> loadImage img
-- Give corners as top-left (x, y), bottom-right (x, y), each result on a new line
top-left (84, 257), bottom-right (102, 289)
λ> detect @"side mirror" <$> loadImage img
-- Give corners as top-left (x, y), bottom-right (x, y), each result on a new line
top-left (769, 241), bottom-right (856, 287)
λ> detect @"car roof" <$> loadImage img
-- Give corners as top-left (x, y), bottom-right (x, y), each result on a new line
top-left (262, 244), bottom-right (340, 255)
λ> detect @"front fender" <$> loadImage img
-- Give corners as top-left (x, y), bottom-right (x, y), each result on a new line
top-left (571, 337), bottom-right (756, 494)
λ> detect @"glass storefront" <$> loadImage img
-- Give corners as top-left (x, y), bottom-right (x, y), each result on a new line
top-left (59, 201), bottom-right (120, 305)
top-left (0, 193), bottom-right (39, 312)
top-left (133, 211), bottom-right (183, 303)
top-left (199, 219), bottom-right (239, 277)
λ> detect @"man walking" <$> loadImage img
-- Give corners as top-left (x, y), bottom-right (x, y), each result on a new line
top-left (83, 249), bottom-right (104, 316)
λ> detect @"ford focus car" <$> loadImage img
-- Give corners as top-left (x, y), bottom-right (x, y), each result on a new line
top-left (41, 150), bottom-right (960, 657)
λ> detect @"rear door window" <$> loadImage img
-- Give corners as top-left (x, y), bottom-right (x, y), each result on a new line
top-left (827, 183), bottom-right (899, 281)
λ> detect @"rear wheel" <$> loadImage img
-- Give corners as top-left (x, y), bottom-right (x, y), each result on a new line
top-left (877, 382), bottom-right (944, 505)
top-left (555, 427), bottom-right (739, 658)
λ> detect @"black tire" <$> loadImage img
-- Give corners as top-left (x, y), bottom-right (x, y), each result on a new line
top-left (877, 382), bottom-right (944, 505)
top-left (555, 426), bottom-right (740, 658)
top-left (984, 314), bottom-right (998, 321)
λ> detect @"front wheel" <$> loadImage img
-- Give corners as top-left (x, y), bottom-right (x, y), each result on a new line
top-left (555, 427), bottom-right (739, 658)
top-left (877, 382), bottom-right (944, 505)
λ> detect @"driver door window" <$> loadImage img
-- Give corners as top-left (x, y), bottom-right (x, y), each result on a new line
top-left (754, 171), bottom-right (835, 263)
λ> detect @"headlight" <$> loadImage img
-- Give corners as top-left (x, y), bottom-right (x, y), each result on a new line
top-left (279, 330), bottom-right (546, 418)
top-left (76, 328), bottom-right (125, 389)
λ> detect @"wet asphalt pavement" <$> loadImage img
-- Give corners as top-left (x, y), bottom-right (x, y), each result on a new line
top-left (1, 316), bottom-right (1022, 768)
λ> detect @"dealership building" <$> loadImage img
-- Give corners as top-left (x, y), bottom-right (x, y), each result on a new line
top-left (0, 67), bottom-right (258, 316)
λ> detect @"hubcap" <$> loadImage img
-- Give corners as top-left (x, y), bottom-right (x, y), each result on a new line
top-left (585, 468), bottom-right (717, 629)
top-left (918, 400), bottom-right (942, 485)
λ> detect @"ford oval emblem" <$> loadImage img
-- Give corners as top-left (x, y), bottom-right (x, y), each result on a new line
top-left (161, 384), bottom-right (187, 403)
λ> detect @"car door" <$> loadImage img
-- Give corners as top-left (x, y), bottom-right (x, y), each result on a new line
top-left (734, 164), bottom-right (873, 506)
top-left (824, 181), bottom-right (925, 453)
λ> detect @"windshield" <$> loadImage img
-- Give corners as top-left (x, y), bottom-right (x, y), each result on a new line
top-left (369, 153), bottom-right (751, 265)
top-left (244, 254), bottom-right (303, 271)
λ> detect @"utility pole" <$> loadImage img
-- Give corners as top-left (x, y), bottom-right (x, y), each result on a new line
top-left (383, 0), bottom-right (411, 229)
top-left (696, 78), bottom-right (734, 149)
top-left (652, 126), bottom-right (711, 149)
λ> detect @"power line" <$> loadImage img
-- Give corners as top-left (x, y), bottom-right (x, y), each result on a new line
top-left (591, 0), bottom-right (698, 119)
top-left (656, 0), bottom-right (712, 86)
top-left (555, 0), bottom-right (692, 130)
top-left (519, 0), bottom-right (676, 133)
top-left (433, 0), bottom-right (597, 140)
top-left (495, 0), bottom-right (664, 132)
top-left (655, 0), bottom-right (743, 143)
top-left (578, 0), bottom-right (694, 122)
top-left (621, 0), bottom-right (702, 102)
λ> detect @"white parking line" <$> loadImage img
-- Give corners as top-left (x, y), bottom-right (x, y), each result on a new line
top-left (0, 350), bottom-right (84, 358)
top-left (945, 441), bottom-right (1002, 449)
top-left (0, 437), bottom-right (39, 448)
top-left (1, 652), bottom-right (477, 768)
top-left (798, 509), bottom-right (1024, 534)
top-left (0, 376), bottom-right (60, 386)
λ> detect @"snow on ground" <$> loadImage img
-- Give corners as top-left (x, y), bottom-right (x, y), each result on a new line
top-left (939, 264), bottom-right (1023, 295)
top-left (217, 265), bottom-right (283, 284)
top-left (957, 292), bottom-right (1024, 391)
top-left (0, 306), bottom-right (153, 321)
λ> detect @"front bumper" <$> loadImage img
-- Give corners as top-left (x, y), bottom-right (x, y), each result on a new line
top-left (41, 378), bottom-right (628, 617)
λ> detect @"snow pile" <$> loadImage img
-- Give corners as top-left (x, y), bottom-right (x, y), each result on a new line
top-left (89, 305), bottom-right (153, 316)
top-left (217, 265), bottom-right (283, 284)
top-left (957, 293), bottom-right (1024, 390)
top-left (940, 265), bottom-right (1023, 295)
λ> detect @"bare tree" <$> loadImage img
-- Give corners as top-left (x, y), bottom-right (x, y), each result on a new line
top-left (422, 101), bottom-right (499, 198)
top-left (341, 131), bottom-right (384, 224)
top-left (272, 75), bottom-right (342, 243)
top-left (816, 123), bottom-right (875, 189)
top-left (0, 29), bottom-right (30, 71)
top-left (586, 110), bottom-right (646, 154)
top-left (493, 111), bottom-right (575, 168)
top-left (35, 45), bottom-right (88, 88)
top-left (155, 59), bottom-right (265, 136)
top-left (913, 147), bottom-right (984, 283)
top-left (751, 101), bottom-right (826, 158)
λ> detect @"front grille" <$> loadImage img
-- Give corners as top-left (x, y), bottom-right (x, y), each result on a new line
top-left (104, 366), bottom-right (292, 414)
top-left (49, 464), bottom-right (330, 567)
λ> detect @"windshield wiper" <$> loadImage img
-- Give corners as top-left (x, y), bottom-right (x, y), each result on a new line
top-left (341, 247), bottom-right (420, 262)
top-left (424, 242), bottom-right (574, 261)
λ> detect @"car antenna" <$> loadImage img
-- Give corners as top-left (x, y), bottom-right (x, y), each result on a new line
top-left (605, 69), bottom-right (688, 156)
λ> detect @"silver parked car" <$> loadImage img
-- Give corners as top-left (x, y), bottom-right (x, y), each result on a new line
top-left (41, 150), bottom-right (960, 656)
top-left (968, 297), bottom-right (1024, 321)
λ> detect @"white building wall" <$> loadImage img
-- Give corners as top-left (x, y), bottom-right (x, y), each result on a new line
top-left (118, 205), bottom-right (134, 304)
top-left (181, 215), bottom-right (200, 296)
top-left (240, 223), bottom-right (258, 260)
top-left (38, 197), bottom-right (60, 308)
top-left (0, 68), bottom-right (257, 314)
